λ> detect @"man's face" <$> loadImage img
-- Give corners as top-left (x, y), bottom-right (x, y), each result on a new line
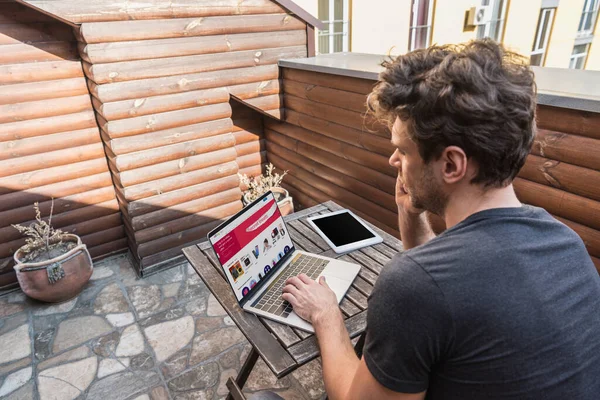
top-left (389, 118), bottom-right (447, 215)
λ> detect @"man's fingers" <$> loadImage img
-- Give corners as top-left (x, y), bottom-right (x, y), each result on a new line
top-left (281, 292), bottom-right (296, 305)
top-left (285, 276), bottom-right (303, 288)
top-left (297, 274), bottom-right (313, 284)
top-left (282, 283), bottom-right (300, 297)
top-left (319, 275), bottom-right (329, 288)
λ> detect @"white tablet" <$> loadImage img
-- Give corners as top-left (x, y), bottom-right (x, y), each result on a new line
top-left (307, 209), bottom-right (383, 254)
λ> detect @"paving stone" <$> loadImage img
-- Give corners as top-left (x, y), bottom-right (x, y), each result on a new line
top-left (224, 316), bottom-right (235, 326)
top-left (38, 356), bottom-right (97, 400)
top-left (98, 357), bottom-right (130, 378)
top-left (0, 324), bottom-right (31, 364)
top-left (3, 381), bottom-right (33, 400)
top-left (0, 357), bottom-right (30, 376)
top-left (87, 370), bottom-right (160, 400)
top-left (118, 257), bottom-right (140, 286)
top-left (94, 283), bottom-right (130, 314)
top-left (206, 294), bottom-right (227, 317)
top-left (178, 274), bottom-right (208, 303)
top-left (130, 352), bottom-right (155, 371)
top-left (6, 292), bottom-right (27, 303)
top-left (167, 362), bottom-right (219, 393)
top-left (184, 297), bottom-right (207, 316)
top-left (291, 359), bottom-right (325, 399)
top-left (106, 312), bottom-right (135, 327)
top-left (38, 346), bottom-right (90, 371)
top-left (162, 282), bottom-right (181, 298)
top-left (138, 306), bottom-right (186, 328)
top-left (218, 346), bottom-right (242, 370)
top-left (90, 267), bottom-right (114, 281)
top-left (0, 313), bottom-right (27, 336)
top-left (173, 388), bottom-right (215, 400)
top-left (194, 316), bottom-right (225, 334)
top-left (246, 358), bottom-right (290, 391)
top-left (34, 328), bottom-right (55, 361)
top-left (128, 285), bottom-right (162, 318)
top-left (256, 389), bottom-right (306, 400)
top-left (132, 395), bottom-right (150, 400)
top-left (160, 348), bottom-right (190, 380)
top-left (150, 386), bottom-right (169, 400)
top-left (0, 366), bottom-right (32, 397)
top-left (146, 266), bottom-right (183, 285)
top-left (116, 324), bottom-right (145, 357)
top-left (190, 327), bottom-right (246, 365)
top-left (33, 298), bottom-right (77, 316)
top-left (144, 316), bottom-right (194, 362)
top-left (92, 331), bottom-right (120, 358)
top-left (0, 302), bottom-right (24, 318)
top-left (217, 368), bottom-right (237, 396)
top-left (53, 316), bottom-right (112, 353)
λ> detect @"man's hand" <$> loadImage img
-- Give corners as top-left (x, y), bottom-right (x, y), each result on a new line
top-left (282, 274), bottom-right (338, 324)
top-left (396, 176), bottom-right (424, 216)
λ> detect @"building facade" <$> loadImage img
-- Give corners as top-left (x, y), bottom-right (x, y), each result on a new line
top-left (293, 0), bottom-right (600, 70)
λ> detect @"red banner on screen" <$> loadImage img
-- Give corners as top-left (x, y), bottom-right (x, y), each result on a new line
top-left (213, 199), bottom-right (280, 264)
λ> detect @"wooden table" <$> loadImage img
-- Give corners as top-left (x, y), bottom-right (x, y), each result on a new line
top-left (183, 200), bottom-right (403, 399)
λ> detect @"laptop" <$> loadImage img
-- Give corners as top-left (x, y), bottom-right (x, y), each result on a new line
top-left (207, 190), bottom-right (361, 332)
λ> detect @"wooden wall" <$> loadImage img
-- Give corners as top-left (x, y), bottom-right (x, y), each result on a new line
top-left (0, 1), bottom-right (124, 288)
top-left (271, 68), bottom-right (600, 273)
top-left (69, 1), bottom-right (307, 274)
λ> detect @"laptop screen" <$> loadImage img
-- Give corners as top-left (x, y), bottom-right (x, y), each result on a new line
top-left (208, 192), bottom-right (295, 302)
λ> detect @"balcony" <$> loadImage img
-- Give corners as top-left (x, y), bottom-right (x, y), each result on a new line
top-left (1, 1), bottom-right (599, 399)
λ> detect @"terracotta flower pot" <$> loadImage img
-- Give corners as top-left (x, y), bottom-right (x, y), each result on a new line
top-left (243, 187), bottom-right (295, 216)
top-left (13, 234), bottom-right (93, 303)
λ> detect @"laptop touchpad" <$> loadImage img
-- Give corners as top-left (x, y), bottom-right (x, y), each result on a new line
top-left (320, 275), bottom-right (354, 303)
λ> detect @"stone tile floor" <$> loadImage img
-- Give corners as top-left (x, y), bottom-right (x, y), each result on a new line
top-left (0, 254), bottom-right (325, 400)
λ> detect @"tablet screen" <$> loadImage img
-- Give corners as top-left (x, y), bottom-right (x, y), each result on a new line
top-left (311, 212), bottom-right (375, 247)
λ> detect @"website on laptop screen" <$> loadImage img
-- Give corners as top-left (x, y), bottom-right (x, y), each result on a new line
top-left (209, 193), bottom-right (294, 301)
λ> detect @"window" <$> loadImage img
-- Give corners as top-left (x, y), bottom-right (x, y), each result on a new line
top-left (409, 0), bottom-right (434, 51)
top-left (317, 0), bottom-right (349, 54)
top-left (570, 43), bottom-right (590, 69)
top-left (578, 0), bottom-right (599, 36)
top-left (476, 0), bottom-right (507, 42)
top-left (530, 8), bottom-right (555, 66)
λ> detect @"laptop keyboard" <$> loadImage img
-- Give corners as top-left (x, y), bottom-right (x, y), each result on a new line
top-left (252, 254), bottom-right (329, 318)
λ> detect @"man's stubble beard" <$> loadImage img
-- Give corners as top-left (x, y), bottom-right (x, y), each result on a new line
top-left (409, 163), bottom-right (448, 217)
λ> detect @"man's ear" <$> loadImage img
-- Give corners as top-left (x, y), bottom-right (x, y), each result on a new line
top-left (440, 146), bottom-right (469, 184)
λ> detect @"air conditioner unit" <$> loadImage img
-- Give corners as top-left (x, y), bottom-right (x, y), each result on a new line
top-left (473, 5), bottom-right (491, 25)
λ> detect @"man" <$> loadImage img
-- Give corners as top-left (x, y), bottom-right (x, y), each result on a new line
top-left (281, 40), bottom-right (600, 399)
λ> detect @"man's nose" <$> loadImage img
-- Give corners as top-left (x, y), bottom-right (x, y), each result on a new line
top-left (389, 149), bottom-right (400, 168)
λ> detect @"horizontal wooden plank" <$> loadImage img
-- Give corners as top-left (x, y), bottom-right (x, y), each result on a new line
top-left (89, 64), bottom-right (278, 103)
top-left (283, 79), bottom-right (367, 113)
top-left (84, 46), bottom-right (307, 84)
top-left (518, 154), bottom-right (600, 202)
top-left (261, 318), bottom-right (301, 348)
top-left (80, 12), bottom-right (303, 42)
top-left (0, 94), bottom-right (91, 124)
top-left (183, 245), bottom-right (297, 376)
top-left (0, 22), bottom-right (74, 45)
top-left (81, 29), bottom-right (306, 63)
top-left (0, 41), bottom-right (77, 65)
top-left (112, 132), bottom-right (236, 171)
top-left (117, 147), bottom-right (237, 187)
top-left (0, 127), bottom-right (100, 161)
top-left (0, 2), bottom-right (56, 24)
top-left (0, 172), bottom-right (113, 212)
top-left (282, 68), bottom-right (375, 95)
top-left (0, 110), bottom-right (97, 142)
top-left (537, 105), bottom-right (600, 140)
top-left (531, 129), bottom-right (600, 171)
top-left (0, 77), bottom-right (87, 105)
top-left (99, 103), bottom-right (231, 139)
top-left (88, 238), bottom-right (128, 260)
top-left (129, 175), bottom-right (240, 220)
top-left (0, 158), bottom-right (108, 196)
top-left (0, 60), bottom-right (83, 85)
top-left (122, 161), bottom-right (238, 202)
top-left (265, 121), bottom-right (394, 178)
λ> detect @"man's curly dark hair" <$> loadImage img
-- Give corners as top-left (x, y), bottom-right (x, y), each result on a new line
top-left (368, 39), bottom-right (537, 188)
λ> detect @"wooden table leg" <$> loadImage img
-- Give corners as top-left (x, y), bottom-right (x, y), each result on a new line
top-left (226, 347), bottom-right (260, 400)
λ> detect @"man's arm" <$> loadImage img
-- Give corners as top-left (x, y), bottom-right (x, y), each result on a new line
top-left (398, 211), bottom-right (436, 250)
top-left (283, 275), bottom-right (426, 400)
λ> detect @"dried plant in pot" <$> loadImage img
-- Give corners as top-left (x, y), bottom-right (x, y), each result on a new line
top-left (12, 201), bottom-right (93, 302)
top-left (239, 163), bottom-right (294, 216)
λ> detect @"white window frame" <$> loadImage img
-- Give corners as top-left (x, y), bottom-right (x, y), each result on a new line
top-left (578, 0), bottom-right (599, 37)
top-left (317, 0), bottom-right (350, 54)
top-left (569, 43), bottom-right (590, 69)
top-left (476, 0), bottom-right (508, 42)
top-left (531, 8), bottom-right (555, 66)
top-left (409, 0), bottom-right (434, 51)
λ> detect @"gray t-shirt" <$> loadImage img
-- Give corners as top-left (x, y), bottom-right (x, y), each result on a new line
top-left (364, 206), bottom-right (600, 399)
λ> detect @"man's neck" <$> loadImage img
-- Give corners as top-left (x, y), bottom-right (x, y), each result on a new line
top-left (443, 183), bottom-right (522, 229)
